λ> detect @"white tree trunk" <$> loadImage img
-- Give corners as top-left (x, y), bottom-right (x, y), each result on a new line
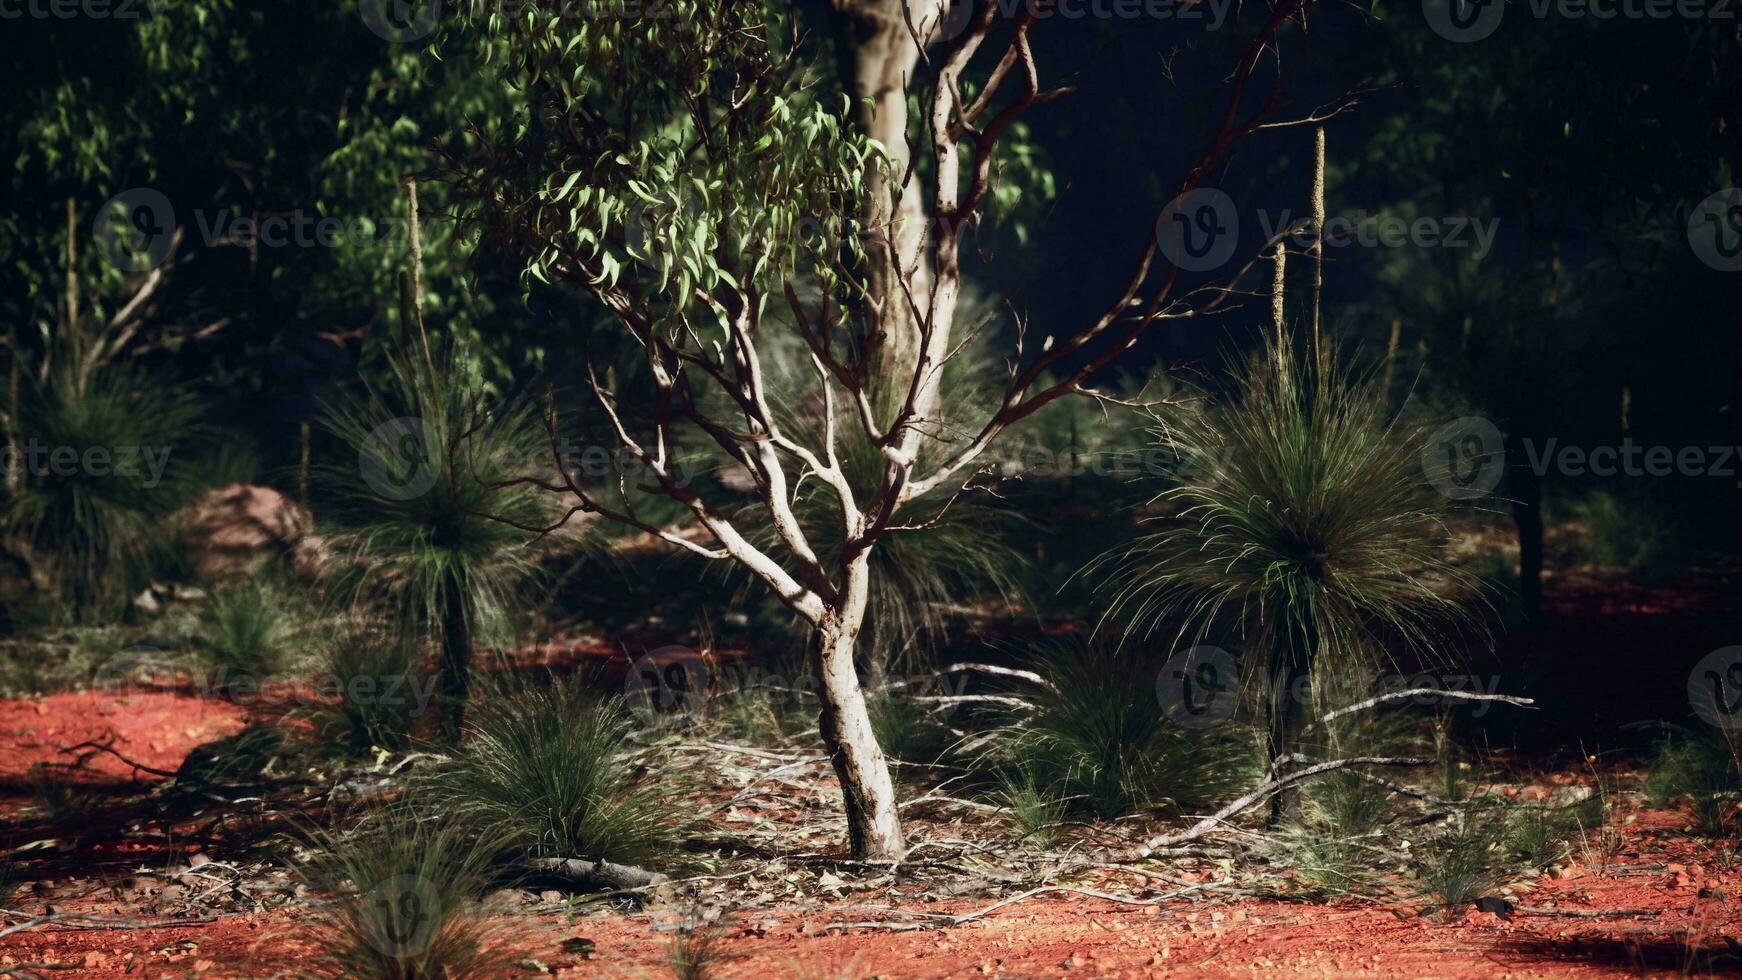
top-left (812, 551), bottom-right (904, 859)
top-left (835, 0), bottom-right (940, 407)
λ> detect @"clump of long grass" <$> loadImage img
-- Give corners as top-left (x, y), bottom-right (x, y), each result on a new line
top-left (1413, 810), bottom-right (1507, 909)
top-left (1646, 726), bottom-right (1742, 835)
top-left (1502, 794), bottom-right (1604, 869)
top-left (310, 624), bottom-right (435, 757)
top-left (4, 363), bottom-right (201, 621)
top-left (302, 809), bottom-right (511, 979)
top-left (1096, 336), bottom-right (1487, 820)
top-left (868, 692), bottom-right (951, 772)
top-left (994, 640), bottom-right (1256, 821)
top-left (992, 767), bottom-right (1070, 847)
top-left (196, 580), bottom-right (296, 690)
top-left (418, 679), bottom-right (685, 870)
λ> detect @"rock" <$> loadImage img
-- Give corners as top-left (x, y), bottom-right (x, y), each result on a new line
top-left (175, 483), bottom-right (325, 582)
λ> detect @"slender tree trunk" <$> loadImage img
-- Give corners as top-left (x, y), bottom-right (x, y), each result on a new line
top-left (438, 575), bottom-right (473, 742)
top-left (833, 0), bottom-right (939, 409)
top-left (1266, 616), bottom-right (1316, 827)
top-left (1509, 441), bottom-right (1544, 622)
top-left (812, 552), bottom-right (904, 859)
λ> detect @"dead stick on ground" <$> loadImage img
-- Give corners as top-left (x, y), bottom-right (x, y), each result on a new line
top-left (821, 883), bottom-right (1216, 932)
top-left (1513, 906), bottom-right (1663, 919)
top-left (1103, 756), bottom-right (1434, 861)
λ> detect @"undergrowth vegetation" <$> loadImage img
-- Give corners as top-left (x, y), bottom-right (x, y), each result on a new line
top-left (303, 809), bottom-right (510, 980)
top-left (418, 680), bottom-right (687, 869)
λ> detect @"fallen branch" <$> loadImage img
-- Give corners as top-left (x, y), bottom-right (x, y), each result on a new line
top-left (936, 662), bottom-right (1058, 693)
top-left (1513, 905), bottom-right (1663, 919)
top-left (820, 882), bottom-right (1213, 932)
top-left (1112, 756), bottom-right (1433, 860)
top-left (1308, 690), bottom-right (1534, 732)
top-left (527, 857), bottom-right (668, 891)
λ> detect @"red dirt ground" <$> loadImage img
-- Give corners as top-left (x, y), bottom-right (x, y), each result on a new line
top-left (2, 686), bottom-right (1740, 978)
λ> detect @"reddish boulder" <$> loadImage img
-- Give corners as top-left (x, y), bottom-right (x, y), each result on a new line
top-left (176, 483), bottom-right (324, 582)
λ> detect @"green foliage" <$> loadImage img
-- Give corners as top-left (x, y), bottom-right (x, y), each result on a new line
top-left (868, 694), bottom-right (950, 773)
top-left (992, 767), bottom-right (1070, 848)
top-left (998, 641), bottom-right (1254, 820)
top-left (1568, 490), bottom-right (1669, 572)
top-left (4, 364), bottom-right (201, 620)
top-left (1413, 810), bottom-right (1507, 909)
top-left (303, 809), bottom-right (510, 980)
top-left (311, 626), bottom-right (434, 758)
top-left (1647, 727), bottom-right (1742, 836)
top-left (419, 681), bottom-right (685, 870)
top-left (1099, 338), bottom-right (1486, 711)
top-left (1, 1), bottom-right (534, 396)
top-left (196, 580), bottom-right (296, 686)
top-left (449, 2), bottom-right (876, 332)
top-left (1501, 796), bottom-right (1603, 869)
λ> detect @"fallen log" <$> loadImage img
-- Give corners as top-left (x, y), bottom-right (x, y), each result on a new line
top-left (528, 857), bottom-right (668, 891)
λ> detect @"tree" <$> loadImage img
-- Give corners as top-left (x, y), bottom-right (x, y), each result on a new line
top-left (443, 0), bottom-right (1321, 858)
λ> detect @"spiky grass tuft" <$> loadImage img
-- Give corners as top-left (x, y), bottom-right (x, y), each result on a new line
top-left (303, 810), bottom-right (512, 979)
top-left (998, 640), bottom-right (1256, 820)
top-left (5, 364), bottom-right (201, 620)
top-left (318, 343), bottom-right (550, 738)
top-left (419, 680), bottom-right (685, 870)
top-left (1414, 810), bottom-right (1507, 909)
top-left (196, 580), bottom-right (297, 689)
top-left (310, 624), bottom-right (435, 757)
top-left (1646, 726), bottom-right (1742, 835)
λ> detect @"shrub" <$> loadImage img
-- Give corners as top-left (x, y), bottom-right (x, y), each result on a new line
top-left (992, 767), bottom-right (1070, 847)
top-left (1646, 726), bottom-right (1742, 835)
top-left (3, 364), bottom-right (201, 620)
top-left (196, 581), bottom-right (296, 688)
top-left (1413, 810), bottom-right (1506, 909)
top-left (998, 641), bottom-right (1255, 820)
top-left (1569, 490), bottom-right (1668, 571)
top-left (869, 693), bottom-right (951, 772)
top-left (310, 626), bottom-right (434, 757)
top-left (303, 810), bottom-right (511, 979)
top-left (1502, 796), bottom-right (1603, 869)
top-left (419, 681), bottom-right (684, 869)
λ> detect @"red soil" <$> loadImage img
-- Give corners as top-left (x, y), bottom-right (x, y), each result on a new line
top-left (2, 686), bottom-right (1737, 978)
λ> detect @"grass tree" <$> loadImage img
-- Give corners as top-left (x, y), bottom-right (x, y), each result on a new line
top-left (319, 330), bottom-right (549, 742)
top-left (1098, 335), bottom-right (1487, 823)
top-left (441, 1), bottom-right (1324, 858)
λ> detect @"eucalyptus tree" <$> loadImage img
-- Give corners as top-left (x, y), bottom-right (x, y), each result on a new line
top-left (442, 0), bottom-right (1323, 858)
